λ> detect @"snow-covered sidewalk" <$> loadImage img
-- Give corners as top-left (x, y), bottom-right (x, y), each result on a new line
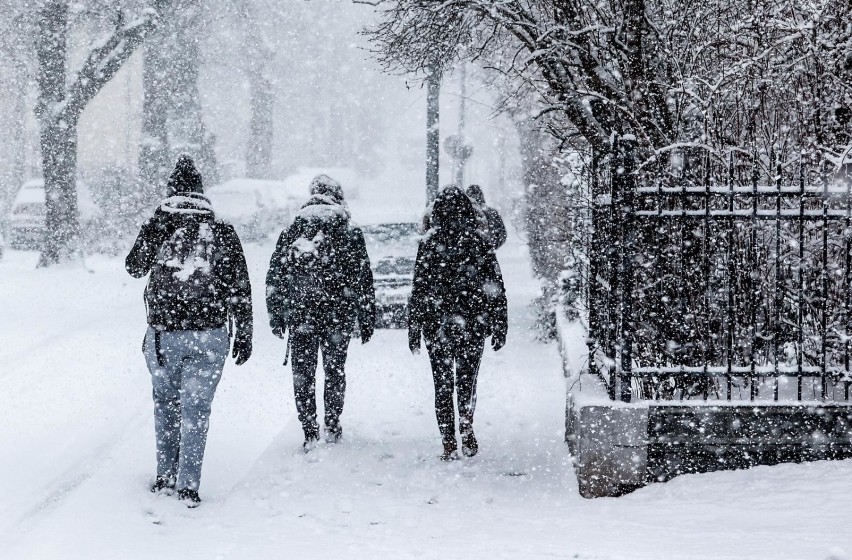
top-left (1, 239), bottom-right (851, 560)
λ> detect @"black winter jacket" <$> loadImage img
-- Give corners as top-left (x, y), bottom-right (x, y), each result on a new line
top-left (409, 231), bottom-right (508, 340)
top-left (266, 195), bottom-right (376, 333)
top-left (126, 195), bottom-right (253, 336)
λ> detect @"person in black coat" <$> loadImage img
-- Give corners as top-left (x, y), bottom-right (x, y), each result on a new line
top-left (466, 184), bottom-right (507, 250)
top-left (266, 175), bottom-right (376, 449)
top-left (126, 155), bottom-right (252, 507)
top-left (408, 185), bottom-right (508, 460)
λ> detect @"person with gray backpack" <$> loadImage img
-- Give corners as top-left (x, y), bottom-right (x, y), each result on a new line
top-left (266, 175), bottom-right (375, 450)
top-left (125, 155), bottom-right (253, 507)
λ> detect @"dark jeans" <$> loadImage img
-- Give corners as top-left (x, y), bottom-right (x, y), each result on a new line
top-left (424, 327), bottom-right (486, 443)
top-left (290, 326), bottom-right (350, 438)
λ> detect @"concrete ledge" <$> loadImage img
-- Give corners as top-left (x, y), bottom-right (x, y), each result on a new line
top-left (568, 399), bottom-right (852, 498)
top-left (569, 402), bottom-right (649, 498)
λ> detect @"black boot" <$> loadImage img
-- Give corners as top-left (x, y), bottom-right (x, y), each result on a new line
top-left (150, 476), bottom-right (175, 494)
top-left (461, 430), bottom-right (478, 458)
top-left (440, 438), bottom-right (459, 462)
top-left (177, 489), bottom-right (201, 508)
top-left (460, 415), bottom-right (478, 458)
top-left (325, 424), bottom-right (343, 444)
top-left (303, 431), bottom-right (320, 452)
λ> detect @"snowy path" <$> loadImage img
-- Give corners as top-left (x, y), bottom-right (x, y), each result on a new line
top-left (1, 238), bottom-right (851, 559)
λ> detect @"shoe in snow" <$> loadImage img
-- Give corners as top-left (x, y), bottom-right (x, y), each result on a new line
top-left (461, 431), bottom-right (478, 458)
top-left (177, 489), bottom-right (201, 508)
top-left (325, 426), bottom-right (342, 444)
top-left (150, 476), bottom-right (175, 494)
top-left (440, 440), bottom-right (459, 462)
top-left (303, 434), bottom-right (320, 453)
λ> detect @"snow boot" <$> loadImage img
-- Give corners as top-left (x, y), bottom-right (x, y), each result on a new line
top-left (303, 433), bottom-right (320, 453)
top-left (460, 416), bottom-right (478, 458)
top-left (440, 439), bottom-right (459, 462)
top-left (177, 489), bottom-right (201, 508)
top-left (325, 425), bottom-right (343, 444)
top-left (150, 476), bottom-right (175, 494)
top-left (461, 431), bottom-right (478, 458)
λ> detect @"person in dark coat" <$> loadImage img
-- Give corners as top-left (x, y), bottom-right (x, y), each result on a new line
top-left (466, 184), bottom-right (507, 250)
top-left (266, 174), bottom-right (376, 449)
top-left (126, 155), bottom-right (253, 507)
top-left (408, 185), bottom-right (508, 461)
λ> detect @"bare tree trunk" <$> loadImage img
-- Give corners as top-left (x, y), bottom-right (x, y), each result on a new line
top-left (241, 0), bottom-right (274, 179)
top-left (36, 2), bottom-right (78, 266)
top-left (139, 40), bottom-right (170, 202)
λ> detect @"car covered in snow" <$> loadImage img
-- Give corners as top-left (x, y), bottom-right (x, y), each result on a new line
top-left (206, 179), bottom-right (298, 243)
top-left (362, 222), bottom-right (420, 328)
top-left (8, 178), bottom-right (99, 250)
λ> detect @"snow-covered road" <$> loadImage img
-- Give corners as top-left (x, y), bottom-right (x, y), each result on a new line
top-left (1, 236), bottom-right (851, 560)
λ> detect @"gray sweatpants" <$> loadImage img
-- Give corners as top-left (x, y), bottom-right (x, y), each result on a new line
top-left (143, 326), bottom-right (229, 492)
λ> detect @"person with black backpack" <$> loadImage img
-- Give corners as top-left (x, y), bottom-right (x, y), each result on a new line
top-left (266, 175), bottom-right (375, 450)
top-left (408, 185), bottom-right (508, 461)
top-left (125, 155), bottom-right (253, 507)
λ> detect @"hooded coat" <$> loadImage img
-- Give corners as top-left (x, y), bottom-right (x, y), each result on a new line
top-left (408, 186), bottom-right (508, 341)
top-left (125, 157), bottom-right (253, 336)
top-left (266, 193), bottom-right (375, 333)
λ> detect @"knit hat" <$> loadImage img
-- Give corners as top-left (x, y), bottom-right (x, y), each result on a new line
top-left (309, 174), bottom-right (344, 203)
top-left (167, 155), bottom-right (204, 196)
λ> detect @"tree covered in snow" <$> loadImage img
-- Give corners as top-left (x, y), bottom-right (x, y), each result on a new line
top-left (29, 1), bottom-right (157, 265)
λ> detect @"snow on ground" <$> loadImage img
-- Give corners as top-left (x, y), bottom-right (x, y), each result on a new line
top-left (1, 233), bottom-right (851, 560)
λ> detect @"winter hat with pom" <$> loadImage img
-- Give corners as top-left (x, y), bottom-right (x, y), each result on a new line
top-left (167, 154), bottom-right (204, 196)
top-left (309, 174), bottom-right (344, 203)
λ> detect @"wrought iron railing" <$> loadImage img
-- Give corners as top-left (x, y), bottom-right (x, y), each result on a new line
top-left (587, 137), bottom-right (852, 403)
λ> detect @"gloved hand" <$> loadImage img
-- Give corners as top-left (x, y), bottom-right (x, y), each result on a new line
top-left (360, 322), bottom-right (374, 344)
top-left (491, 325), bottom-right (507, 352)
top-left (272, 324), bottom-right (287, 339)
top-left (232, 331), bottom-right (252, 365)
top-left (408, 326), bottom-right (421, 355)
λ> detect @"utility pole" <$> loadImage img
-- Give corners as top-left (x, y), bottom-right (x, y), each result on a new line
top-left (425, 64), bottom-right (440, 205)
top-left (454, 62), bottom-right (466, 186)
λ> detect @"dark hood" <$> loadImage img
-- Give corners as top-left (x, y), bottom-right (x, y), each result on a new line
top-left (466, 184), bottom-right (486, 206)
top-left (430, 185), bottom-right (479, 235)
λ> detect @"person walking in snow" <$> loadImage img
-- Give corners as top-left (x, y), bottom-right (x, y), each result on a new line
top-left (125, 155), bottom-right (253, 507)
top-left (466, 184), bottom-right (507, 250)
top-left (408, 185), bottom-right (508, 461)
top-left (266, 175), bottom-right (376, 450)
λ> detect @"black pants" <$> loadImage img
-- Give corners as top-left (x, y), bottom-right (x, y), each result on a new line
top-left (424, 327), bottom-right (486, 443)
top-left (290, 328), bottom-right (350, 438)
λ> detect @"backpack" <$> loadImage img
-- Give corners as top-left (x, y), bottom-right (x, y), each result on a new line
top-left (146, 221), bottom-right (220, 325)
top-left (284, 218), bottom-right (353, 324)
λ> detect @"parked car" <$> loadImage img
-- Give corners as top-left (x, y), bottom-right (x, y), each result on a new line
top-left (206, 178), bottom-right (297, 243)
top-left (9, 179), bottom-right (98, 250)
top-left (362, 222), bottom-right (420, 328)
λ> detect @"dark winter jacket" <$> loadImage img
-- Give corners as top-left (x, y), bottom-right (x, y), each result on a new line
top-left (125, 192), bottom-right (253, 336)
top-left (266, 194), bottom-right (376, 333)
top-left (409, 186), bottom-right (508, 340)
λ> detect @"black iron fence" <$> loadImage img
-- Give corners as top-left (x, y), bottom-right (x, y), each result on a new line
top-left (588, 137), bottom-right (852, 403)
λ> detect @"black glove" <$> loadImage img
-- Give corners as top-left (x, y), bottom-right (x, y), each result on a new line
top-left (408, 326), bottom-right (421, 355)
top-left (232, 331), bottom-right (252, 365)
top-left (360, 322), bottom-right (374, 344)
top-left (272, 324), bottom-right (287, 339)
top-left (491, 325), bottom-right (507, 352)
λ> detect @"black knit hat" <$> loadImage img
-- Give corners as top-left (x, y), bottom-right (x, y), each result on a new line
top-left (167, 155), bottom-right (204, 196)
